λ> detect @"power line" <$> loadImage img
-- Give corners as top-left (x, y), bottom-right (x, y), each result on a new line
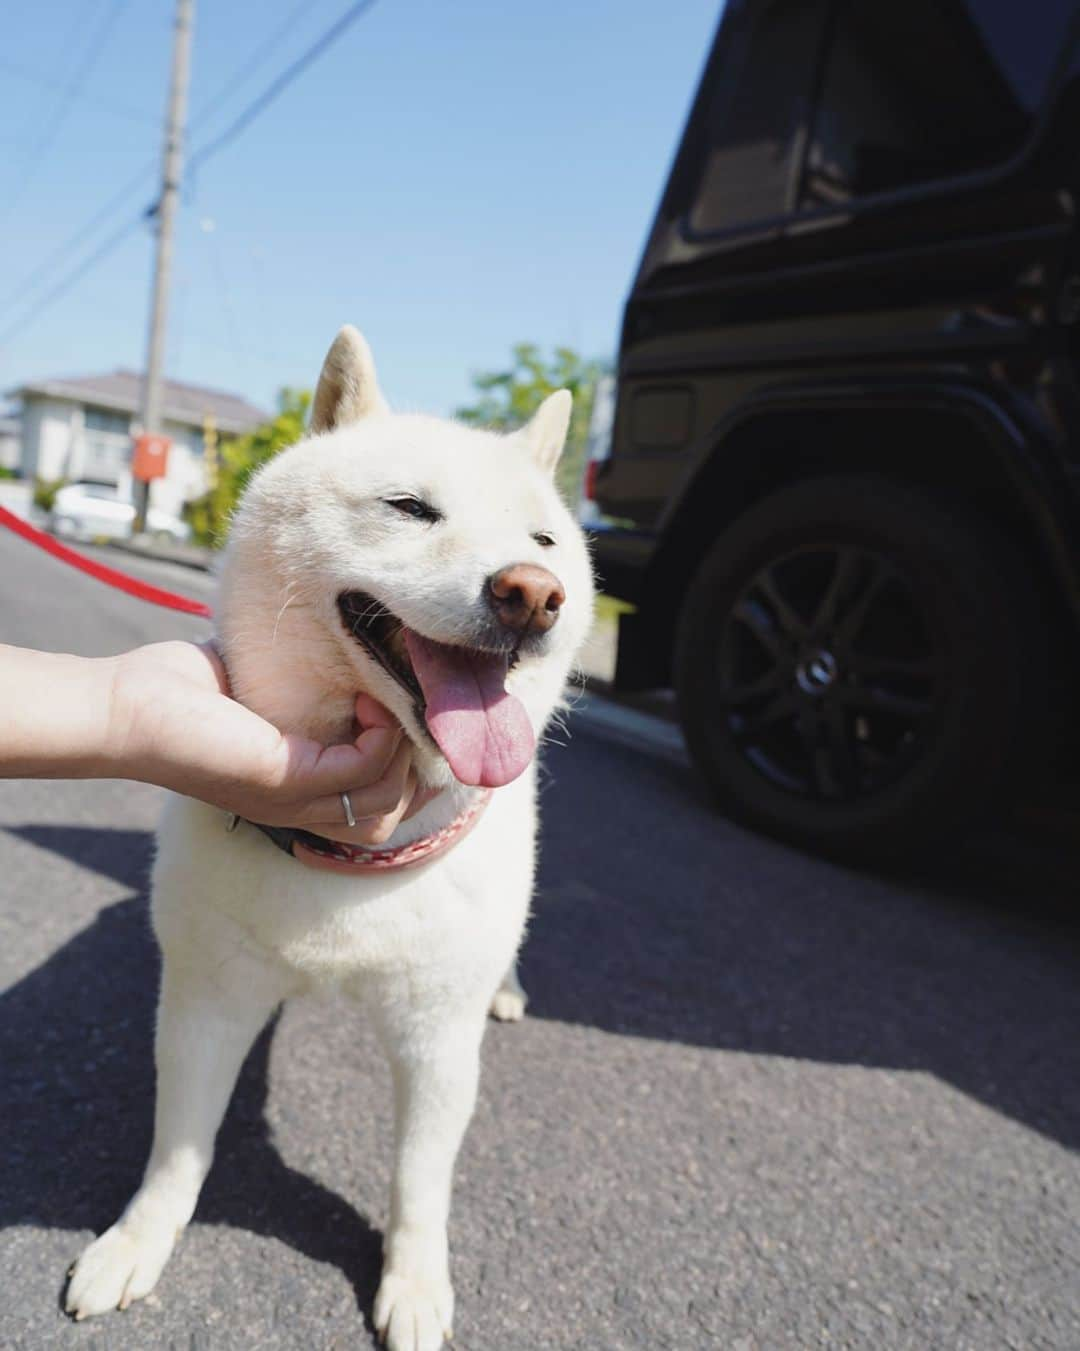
top-left (0, 57), bottom-right (156, 125)
top-left (0, 212), bottom-right (146, 349)
top-left (0, 0), bottom-right (300, 320)
top-left (186, 0), bottom-right (325, 134)
top-left (0, 4), bottom-right (318, 313)
top-left (1, 0), bottom-right (358, 317)
top-left (201, 222), bottom-right (249, 373)
top-left (0, 0), bottom-right (383, 348)
top-left (1, 160), bottom-right (157, 313)
top-left (3, 0), bottom-right (133, 221)
top-left (187, 0), bottom-right (380, 178)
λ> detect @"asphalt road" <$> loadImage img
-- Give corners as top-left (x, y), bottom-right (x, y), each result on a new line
top-left (2, 527), bottom-right (1079, 1351)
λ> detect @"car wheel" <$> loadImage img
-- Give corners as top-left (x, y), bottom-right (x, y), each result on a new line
top-left (674, 474), bottom-right (1048, 861)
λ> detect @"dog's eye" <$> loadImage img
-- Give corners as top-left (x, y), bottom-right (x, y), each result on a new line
top-left (532, 531), bottom-right (556, 548)
top-left (385, 495), bottom-right (441, 523)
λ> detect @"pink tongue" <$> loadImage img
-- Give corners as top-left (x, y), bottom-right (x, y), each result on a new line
top-left (403, 631), bottom-right (536, 788)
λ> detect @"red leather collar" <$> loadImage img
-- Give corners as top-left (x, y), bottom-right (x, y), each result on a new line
top-left (238, 790), bottom-right (492, 874)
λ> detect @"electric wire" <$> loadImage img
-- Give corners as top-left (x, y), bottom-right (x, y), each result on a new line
top-left (1, 160), bottom-right (157, 313)
top-left (0, 0), bottom-right (382, 345)
top-left (2, 0), bottom-right (133, 221)
top-left (186, 0), bottom-right (380, 178)
top-left (0, 213), bottom-right (145, 349)
top-left (0, 57), bottom-right (156, 125)
top-left (1, 0), bottom-right (323, 313)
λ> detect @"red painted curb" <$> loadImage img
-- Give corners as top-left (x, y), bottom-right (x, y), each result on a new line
top-left (0, 504), bottom-right (213, 619)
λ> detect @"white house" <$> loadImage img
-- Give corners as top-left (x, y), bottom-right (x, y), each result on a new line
top-left (6, 370), bottom-right (267, 519)
top-left (0, 413), bottom-right (20, 473)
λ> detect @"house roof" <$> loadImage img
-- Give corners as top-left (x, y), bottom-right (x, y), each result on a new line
top-left (7, 369), bottom-right (268, 435)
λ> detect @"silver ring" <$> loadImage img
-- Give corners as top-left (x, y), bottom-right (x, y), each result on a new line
top-left (341, 792), bottom-right (357, 829)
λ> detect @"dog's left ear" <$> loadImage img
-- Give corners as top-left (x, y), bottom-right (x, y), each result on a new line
top-left (520, 389), bottom-right (572, 475)
top-left (310, 325), bottom-right (389, 433)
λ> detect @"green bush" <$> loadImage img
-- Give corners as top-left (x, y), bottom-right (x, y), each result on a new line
top-left (0, 466), bottom-right (18, 481)
top-left (455, 343), bottom-right (609, 505)
top-left (33, 477), bottom-right (66, 512)
top-left (184, 388), bottom-right (311, 548)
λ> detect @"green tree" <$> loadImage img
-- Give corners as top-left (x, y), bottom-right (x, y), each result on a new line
top-left (456, 343), bottom-right (607, 503)
top-left (184, 387), bottom-right (311, 546)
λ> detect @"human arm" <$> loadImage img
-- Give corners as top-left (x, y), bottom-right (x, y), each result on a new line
top-left (0, 640), bottom-right (418, 844)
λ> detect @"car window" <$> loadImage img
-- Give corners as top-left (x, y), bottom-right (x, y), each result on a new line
top-left (802, 0), bottom-right (1078, 207)
top-left (685, 0), bottom-right (829, 236)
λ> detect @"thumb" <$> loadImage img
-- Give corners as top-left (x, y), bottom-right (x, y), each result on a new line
top-left (354, 691), bottom-right (400, 734)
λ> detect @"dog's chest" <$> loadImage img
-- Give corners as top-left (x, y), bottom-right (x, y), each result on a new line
top-left (260, 864), bottom-right (504, 981)
top-left (153, 797), bottom-right (535, 990)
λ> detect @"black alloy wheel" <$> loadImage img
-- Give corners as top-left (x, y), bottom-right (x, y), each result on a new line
top-left (720, 546), bottom-right (940, 802)
top-left (675, 475), bottom-right (1046, 861)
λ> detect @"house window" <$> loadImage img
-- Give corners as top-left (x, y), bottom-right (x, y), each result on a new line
top-left (81, 405), bottom-right (131, 483)
top-left (84, 407), bottom-right (130, 435)
top-left (802, 0), bottom-right (1078, 207)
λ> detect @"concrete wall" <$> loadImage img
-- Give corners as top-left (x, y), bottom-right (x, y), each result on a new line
top-left (20, 399), bottom-right (77, 481)
top-left (0, 427), bottom-right (19, 473)
top-left (151, 420), bottom-right (208, 518)
top-left (19, 396), bottom-right (213, 520)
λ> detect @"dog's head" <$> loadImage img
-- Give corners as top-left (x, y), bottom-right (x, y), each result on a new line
top-left (217, 326), bottom-right (595, 790)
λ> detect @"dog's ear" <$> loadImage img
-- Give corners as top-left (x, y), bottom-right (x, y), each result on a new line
top-left (520, 389), bottom-right (572, 475)
top-left (311, 325), bottom-right (389, 433)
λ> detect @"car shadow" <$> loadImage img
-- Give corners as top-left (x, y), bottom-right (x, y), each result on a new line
top-left (1, 826), bottom-right (383, 1327)
top-left (527, 726), bottom-right (1080, 1153)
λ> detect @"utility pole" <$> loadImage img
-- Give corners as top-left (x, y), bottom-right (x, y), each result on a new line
top-left (133, 0), bottom-right (195, 534)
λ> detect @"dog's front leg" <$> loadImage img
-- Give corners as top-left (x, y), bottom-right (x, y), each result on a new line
top-left (372, 990), bottom-right (488, 1351)
top-left (490, 958), bottom-right (528, 1021)
top-left (65, 954), bottom-right (287, 1320)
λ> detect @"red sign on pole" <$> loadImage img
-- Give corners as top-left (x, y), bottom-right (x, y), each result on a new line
top-left (132, 434), bottom-right (171, 482)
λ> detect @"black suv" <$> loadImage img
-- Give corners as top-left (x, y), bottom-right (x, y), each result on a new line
top-left (589, 0), bottom-right (1080, 859)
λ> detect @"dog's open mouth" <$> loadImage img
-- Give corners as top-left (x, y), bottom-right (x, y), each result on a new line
top-left (338, 591), bottom-right (422, 701)
top-left (337, 591), bottom-right (535, 788)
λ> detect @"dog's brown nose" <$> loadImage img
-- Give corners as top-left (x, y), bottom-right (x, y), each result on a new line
top-left (488, 563), bottom-right (565, 634)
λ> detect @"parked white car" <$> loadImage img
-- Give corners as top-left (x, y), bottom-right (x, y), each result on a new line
top-left (49, 482), bottom-right (190, 544)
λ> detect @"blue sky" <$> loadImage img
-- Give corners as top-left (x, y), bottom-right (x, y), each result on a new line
top-left (0, 0), bottom-right (720, 418)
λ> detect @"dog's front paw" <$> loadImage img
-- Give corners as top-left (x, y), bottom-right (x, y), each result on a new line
top-left (489, 985), bottom-right (527, 1021)
top-left (65, 1221), bottom-right (177, 1320)
top-left (374, 1268), bottom-right (454, 1351)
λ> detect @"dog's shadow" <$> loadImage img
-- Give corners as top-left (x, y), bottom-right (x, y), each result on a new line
top-left (1, 826), bottom-right (383, 1322)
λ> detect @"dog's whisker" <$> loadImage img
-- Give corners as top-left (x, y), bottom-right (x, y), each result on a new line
top-left (271, 594), bottom-right (301, 647)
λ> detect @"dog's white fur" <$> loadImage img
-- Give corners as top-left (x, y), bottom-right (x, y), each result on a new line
top-left (65, 327), bottom-right (594, 1350)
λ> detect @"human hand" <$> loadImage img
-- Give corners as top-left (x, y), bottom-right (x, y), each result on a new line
top-left (107, 641), bottom-right (421, 845)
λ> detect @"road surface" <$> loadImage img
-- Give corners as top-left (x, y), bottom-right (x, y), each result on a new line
top-left (1, 526), bottom-right (1079, 1350)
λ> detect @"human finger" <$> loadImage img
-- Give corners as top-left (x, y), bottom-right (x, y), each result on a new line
top-left (354, 691), bottom-right (398, 732)
top-left (295, 739), bottom-right (413, 836)
top-left (275, 725), bottom-right (403, 802)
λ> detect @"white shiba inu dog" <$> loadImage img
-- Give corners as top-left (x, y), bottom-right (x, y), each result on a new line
top-left (64, 327), bottom-right (595, 1350)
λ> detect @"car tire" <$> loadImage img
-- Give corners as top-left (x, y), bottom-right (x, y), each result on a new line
top-left (674, 474), bottom-right (1050, 862)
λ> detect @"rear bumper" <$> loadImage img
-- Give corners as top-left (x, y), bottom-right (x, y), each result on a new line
top-left (587, 524), bottom-right (655, 604)
top-left (588, 525), bottom-right (674, 691)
